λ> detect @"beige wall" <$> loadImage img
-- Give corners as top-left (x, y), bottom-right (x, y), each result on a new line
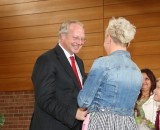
top-left (0, 0), bottom-right (160, 91)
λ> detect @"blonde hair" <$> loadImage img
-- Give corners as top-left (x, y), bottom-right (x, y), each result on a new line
top-left (105, 17), bottom-right (136, 46)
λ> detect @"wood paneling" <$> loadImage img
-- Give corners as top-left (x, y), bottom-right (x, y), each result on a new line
top-left (0, 0), bottom-right (103, 17)
top-left (0, 78), bottom-right (33, 91)
top-left (123, 12), bottom-right (160, 28)
top-left (0, 33), bottom-right (103, 53)
top-left (0, 20), bottom-right (103, 41)
top-left (152, 69), bottom-right (160, 78)
top-left (0, 25), bottom-right (59, 41)
top-left (0, 37), bottom-right (56, 53)
top-left (0, 64), bottom-right (33, 78)
top-left (0, 45), bottom-right (103, 65)
top-left (0, 7), bottom-right (103, 29)
top-left (132, 55), bottom-right (160, 69)
top-left (84, 33), bottom-right (104, 47)
top-left (0, 51), bottom-right (44, 65)
top-left (104, 12), bottom-right (160, 29)
top-left (129, 40), bottom-right (160, 56)
top-left (83, 59), bottom-right (94, 73)
top-left (78, 46), bottom-right (104, 60)
top-left (104, 0), bottom-right (139, 5)
top-left (0, 0), bottom-right (43, 5)
top-left (0, 0), bottom-right (159, 91)
top-left (104, 0), bottom-right (160, 18)
top-left (134, 27), bottom-right (160, 42)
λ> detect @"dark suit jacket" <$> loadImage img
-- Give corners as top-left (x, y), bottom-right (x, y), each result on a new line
top-left (29, 44), bottom-right (86, 130)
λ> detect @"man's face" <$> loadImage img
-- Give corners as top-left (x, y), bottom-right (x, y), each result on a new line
top-left (61, 23), bottom-right (85, 55)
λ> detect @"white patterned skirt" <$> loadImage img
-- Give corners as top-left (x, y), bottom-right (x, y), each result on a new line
top-left (88, 111), bottom-right (138, 130)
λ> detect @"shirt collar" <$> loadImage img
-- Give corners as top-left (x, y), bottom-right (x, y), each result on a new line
top-left (59, 43), bottom-right (75, 59)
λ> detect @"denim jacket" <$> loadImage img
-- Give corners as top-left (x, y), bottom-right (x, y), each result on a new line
top-left (78, 50), bottom-right (142, 116)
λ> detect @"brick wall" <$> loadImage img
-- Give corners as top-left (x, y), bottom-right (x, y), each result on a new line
top-left (0, 91), bottom-right (34, 130)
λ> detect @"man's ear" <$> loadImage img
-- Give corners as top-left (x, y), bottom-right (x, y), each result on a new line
top-left (60, 33), bottom-right (67, 42)
top-left (60, 33), bottom-right (65, 39)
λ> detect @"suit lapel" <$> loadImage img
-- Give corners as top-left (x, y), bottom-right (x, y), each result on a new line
top-left (55, 44), bottom-right (81, 90)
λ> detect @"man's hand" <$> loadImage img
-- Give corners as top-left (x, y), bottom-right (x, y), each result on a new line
top-left (75, 108), bottom-right (87, 121)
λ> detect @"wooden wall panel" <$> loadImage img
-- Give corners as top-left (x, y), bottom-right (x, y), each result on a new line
top-left (0, 0), bottom-right (159, 91)
top-left (0, 64), bottom-right (33, 78)
top-left (104, 0), bottom-right (160, 18)
top-left (0, 45), bottom-right (103, 65)
top-left (123, 12), bottom-right (160, 28)
top-left (132, 55), bottom-right (160, 69)
top-left (0, 20), bottom-right (103, 41)
top-left (128, 41), bottom-right (160, 55)
top-left (84, 33), bottom-right (104, 47)
top-left (152, 69), bottom-right (160, 78)
top-left (0, 0), bottom-right (103, 17)
top-left (0, 78), bottom-right (33, 91)
top-left (83, 59), bottom-right (94, 73)
top-left (78, 46), bottom-right (104, 60)
top-left (0, 25), bottom-right (59, 41)
top-left (0, 0), bottom-right (43, 5)
top-left (134, 27), bottom-right (160, 42)
top-left (0, 7), bottom-right (103, 29)
top-left (104, 12), bottom-right (160, 29)
top-left (0, 51), bottom-right (44, 65)
top-left (0, 33), bottom-right (103, 53)
top-left (0, 37), bottom-right (56, 53)
top-left (104, 0), bottom-right (139, 5)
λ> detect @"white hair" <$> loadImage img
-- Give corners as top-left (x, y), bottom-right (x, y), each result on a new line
top-left (58, 20), bottom-right (84, 38)
top-left (105, 17), bottom-right (136, 45)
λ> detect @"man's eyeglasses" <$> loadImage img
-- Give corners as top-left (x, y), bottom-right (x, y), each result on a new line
top-left (72, 35), bottom-right (86, 43)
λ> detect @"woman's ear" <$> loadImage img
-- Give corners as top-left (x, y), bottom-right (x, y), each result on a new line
top-left (127, 42), bottom-right (131, 48)
top-left (106, 35), bottom-right (111, 44)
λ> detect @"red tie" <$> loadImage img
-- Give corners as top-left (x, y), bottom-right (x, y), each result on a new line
top-left (70, 56), bottom-right (82, 89)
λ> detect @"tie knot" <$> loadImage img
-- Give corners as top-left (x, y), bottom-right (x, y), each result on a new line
top-left (70, 56), bottom-right (75, 62)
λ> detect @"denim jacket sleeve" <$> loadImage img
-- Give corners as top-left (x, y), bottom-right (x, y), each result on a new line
top-left (77, 58), bottom-right (106, 108)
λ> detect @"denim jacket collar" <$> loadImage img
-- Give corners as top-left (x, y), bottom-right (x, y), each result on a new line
top-left (109, 50), bottom-right (130, 58)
